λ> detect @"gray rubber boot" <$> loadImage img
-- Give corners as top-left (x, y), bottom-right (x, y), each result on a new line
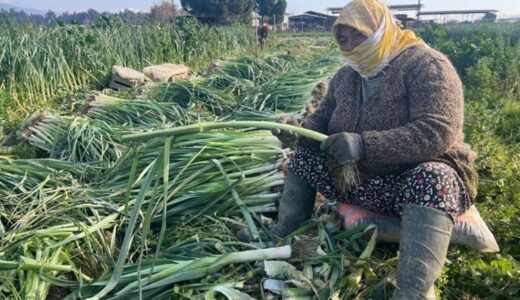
top-left (236, 171), bottom-right (316, 242)
top-left (270, 171), bottom-right (317, 237)
top-left (391, 204), bottom-right (454, 300)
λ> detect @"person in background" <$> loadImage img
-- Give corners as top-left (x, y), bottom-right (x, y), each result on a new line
top-left (258, 23), bottom-right (270, 49)
top-left (240, 0), bottom-right (478, 299)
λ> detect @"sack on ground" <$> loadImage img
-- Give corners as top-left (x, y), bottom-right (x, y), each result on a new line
top-left (338, 203), bottom-right (500, 253)
top-left (109, 65), bottom-right (145, 90)
top-left (143, 63), bottom-right (189, 83)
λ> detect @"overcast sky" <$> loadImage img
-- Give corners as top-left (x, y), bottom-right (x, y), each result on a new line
top-left (2, 0), bottom-right (519, 17)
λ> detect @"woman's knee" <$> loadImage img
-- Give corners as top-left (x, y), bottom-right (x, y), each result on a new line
top-left (409, 162), bottom-right (459, 188)
top-left (403, 162), bottom-right (463, 212)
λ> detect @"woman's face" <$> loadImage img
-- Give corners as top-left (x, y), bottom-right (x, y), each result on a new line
top-left (335, 25), bottom-right (368, 52)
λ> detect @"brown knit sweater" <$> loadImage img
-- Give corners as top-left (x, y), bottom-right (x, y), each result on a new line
top-left (302, 45), bottom-right (479, 200)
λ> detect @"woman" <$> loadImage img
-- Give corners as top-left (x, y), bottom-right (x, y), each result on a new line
top-left (258, 24), bottom-right (270, 49)
top-left (244, 0), bottom-right (479, 299)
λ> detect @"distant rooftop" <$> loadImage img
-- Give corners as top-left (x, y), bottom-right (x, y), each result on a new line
top-left (289, 11), bottom-right (336, 21)
top-left (289, 13), bottom-right (327, 21)
top-left (327, 4), bottom-right (424, 15)
top-left (387, 4), bottom-right (425, 11)
top-left (418, 10), bottom-right (499, 16)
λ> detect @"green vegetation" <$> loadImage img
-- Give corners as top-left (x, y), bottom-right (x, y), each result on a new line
top-left (419, 23), bottom-right (520, 299)
top-left (0, 19), bottom-right (256, 133)
top-left (256, 0), bottom-right (288, 21)
top-left (180, 0), bottom-right (256, 24)
top-left (0, 19), bottom-right (519, 299)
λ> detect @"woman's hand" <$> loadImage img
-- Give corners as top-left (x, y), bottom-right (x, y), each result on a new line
top-left (271, 116), bottom-right (300, 148)
top-left (321, 132), bottom-right (365, 165)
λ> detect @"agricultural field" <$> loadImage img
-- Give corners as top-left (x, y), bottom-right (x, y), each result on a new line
top-left (0, 19), bottom-right (519, 300)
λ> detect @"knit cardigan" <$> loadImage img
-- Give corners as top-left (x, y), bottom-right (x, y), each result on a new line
top-left (302, 45), bottom-right (479, 200)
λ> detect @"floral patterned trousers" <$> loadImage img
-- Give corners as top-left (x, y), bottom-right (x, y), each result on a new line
top-left (288, 148), bottom-right (473, 219)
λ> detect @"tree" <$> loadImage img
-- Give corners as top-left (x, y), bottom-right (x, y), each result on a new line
top-left (44, 10), bottom-right (57, 25)
top-left (273, 0), bottom-right (287, 21)
top-left (181, 0), bottom-right (254, 25)
top-left (227, 0), bottom-right (255, 24)
top-left (150, 1), bottom-right (177, 25)
top-left (45, 10), bottom-right (57, 20)
top-left (86, 9), bottom-right (100, 25)
top-left (256, 0), bottom-right (286, 23)
top-left (256, 0), bottom-right (273, 22)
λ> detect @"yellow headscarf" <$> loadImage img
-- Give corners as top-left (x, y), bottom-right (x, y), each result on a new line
top-left (334, 0), bottom-right (425, 78)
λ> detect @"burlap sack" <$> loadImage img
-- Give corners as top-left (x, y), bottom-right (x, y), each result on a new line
top-left (143, 63), bottom-right (190, 83)
top-left (109, 66), bottom-right (145, 90)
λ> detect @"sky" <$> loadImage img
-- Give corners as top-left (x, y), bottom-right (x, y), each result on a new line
top-left (1, 0), bottom-right (520, 17)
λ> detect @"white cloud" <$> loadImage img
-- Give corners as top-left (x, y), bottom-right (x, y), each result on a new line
top-left (0, 0), bottom-right (14, 3)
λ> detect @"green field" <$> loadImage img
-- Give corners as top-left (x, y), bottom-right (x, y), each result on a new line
top-left (0, 20), bottom-right (519, 299)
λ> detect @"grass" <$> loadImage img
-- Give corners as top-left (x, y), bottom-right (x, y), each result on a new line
top-left (0, 20), bottom-right (257, 137)
top-left (20, 114), bottom-right (125, 165)
top-left (495, 100), bottom-right (520, 144)
top-left (85, 93), bottom-right (200, 128)
top-left (419, 23), bottom-right (520, 299)
top-left (0, 43), bottom-right (341, 298)
top-left (0, 20), bottom-right (519, 299)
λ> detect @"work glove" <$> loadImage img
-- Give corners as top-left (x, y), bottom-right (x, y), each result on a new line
top-left (320, 132), bottom-right (365, 165)
top-left (271, 116), bottom-right (300, 149)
